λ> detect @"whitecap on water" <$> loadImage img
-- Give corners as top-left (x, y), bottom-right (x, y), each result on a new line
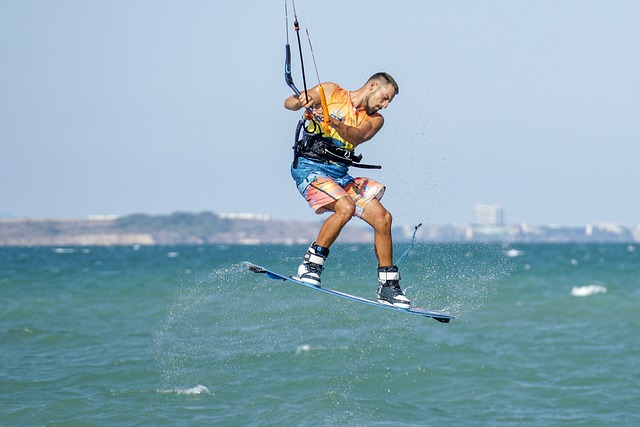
top-left (296, 344), bottom-right (349, 355)
top-left (158, 385), bottom-right (212, 395)
top-left (505, 249), bottom-right (523, 258)
top-left (571, 284), bottom-right (607, 297)
top-left (296, 344), bottom-right (327, 355)
top-left (53, 248), bottom-right (76, 254)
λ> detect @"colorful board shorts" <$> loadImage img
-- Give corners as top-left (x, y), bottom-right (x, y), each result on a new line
top-left (291, 158), bottom-right (386, 218)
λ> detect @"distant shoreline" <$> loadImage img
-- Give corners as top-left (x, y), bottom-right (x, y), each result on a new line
top-left (1, 212), bottom-right (638, 247)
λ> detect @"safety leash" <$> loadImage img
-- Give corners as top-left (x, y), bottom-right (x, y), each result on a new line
top-left (394, 224), bottom-right (423, 267)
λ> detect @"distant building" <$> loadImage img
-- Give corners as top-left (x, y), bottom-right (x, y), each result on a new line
top-left (474, 204), bottom-right (504, 226)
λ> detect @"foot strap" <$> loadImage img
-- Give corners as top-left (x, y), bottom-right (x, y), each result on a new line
top-left (378, 266), bottom-right (400, 281)
top-left (304, 251), bottom-right (325, 266)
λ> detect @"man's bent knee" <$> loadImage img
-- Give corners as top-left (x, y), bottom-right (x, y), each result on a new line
top-left (363, 202), bottom-right (392, 231)
top-left (379, 209), bottom-right (393, 230)
top-left (335, 197), bottom-right (356, 218)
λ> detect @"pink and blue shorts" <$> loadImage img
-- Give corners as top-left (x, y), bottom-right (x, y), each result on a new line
top-left (291, 158), bottom-right (385, 218)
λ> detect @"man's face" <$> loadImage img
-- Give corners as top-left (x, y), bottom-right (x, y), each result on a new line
top-left (364, 82), bottom-right (396, 115)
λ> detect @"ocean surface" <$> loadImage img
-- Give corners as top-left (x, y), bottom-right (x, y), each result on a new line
top-left (1, 242), bottom-right (639, 426)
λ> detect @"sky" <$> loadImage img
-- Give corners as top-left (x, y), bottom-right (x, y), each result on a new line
top-left (1, 0), bottom-right (639, 227)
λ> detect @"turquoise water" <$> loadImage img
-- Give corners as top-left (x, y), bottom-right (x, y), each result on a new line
top-left (1, 243), bottom-right (639, 426)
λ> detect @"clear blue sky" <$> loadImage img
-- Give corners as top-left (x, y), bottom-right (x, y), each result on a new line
top-left (1, 1), bottom-right (639, 226)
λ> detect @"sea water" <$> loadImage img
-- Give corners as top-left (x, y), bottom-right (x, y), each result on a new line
top-left (1, 243), bottom-right (639, 426)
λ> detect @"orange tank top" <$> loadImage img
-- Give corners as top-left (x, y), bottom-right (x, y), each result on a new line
top-left (308, 84), bottom-right (376, 152)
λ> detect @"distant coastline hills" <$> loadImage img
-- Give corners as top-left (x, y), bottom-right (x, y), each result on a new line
top-left (0, 211), bottom-right (638, 247)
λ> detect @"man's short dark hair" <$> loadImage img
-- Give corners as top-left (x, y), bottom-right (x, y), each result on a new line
top-left (368, 72), bottom-right (399, 95)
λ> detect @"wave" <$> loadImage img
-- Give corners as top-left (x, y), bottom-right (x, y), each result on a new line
top-left (506, 249), bottom-right (523, 257)
top-left (157, 385), bottom-right (212, 395)
top-left (571, 284), bottom-right (607, 297)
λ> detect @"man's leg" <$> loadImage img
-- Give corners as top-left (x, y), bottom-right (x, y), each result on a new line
top-left (359, 198), bottom-right (393, 266)
top-left (315, 197), bottom-right (356, 248)
top-left (296, 196), bottom-right (355, 285)
top-left (360, 199), bottom-right (411, 308)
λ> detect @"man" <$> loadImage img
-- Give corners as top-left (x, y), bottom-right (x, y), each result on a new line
top-left (284, 72), bottom-right (410, 308)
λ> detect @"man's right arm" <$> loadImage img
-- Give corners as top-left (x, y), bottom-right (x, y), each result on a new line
top-left (283, 84), bottom-right (327, 111)
top-left (284, 94), bottom-right (306, 110)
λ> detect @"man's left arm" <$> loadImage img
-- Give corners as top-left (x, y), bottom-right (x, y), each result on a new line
top-left (330, 115), bottom-right (384, 147)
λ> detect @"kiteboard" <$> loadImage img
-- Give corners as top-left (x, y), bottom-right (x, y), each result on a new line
top-left (247, 262), bottom-right (453, 323)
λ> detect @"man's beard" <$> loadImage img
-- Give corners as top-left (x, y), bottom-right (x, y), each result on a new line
top-left (364, 95), bottom-right (379, 115)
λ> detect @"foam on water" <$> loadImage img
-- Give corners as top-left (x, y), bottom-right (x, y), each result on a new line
top-left (53, 247), bottom-right (76, 254)
top-left (506, 248), bottom-right (524, 257)
top-left (296, 344), bottom-right (323, 354)
top-left (158, 385), bottom-right (212, 395)
top-left (571, 284), bottom-right (608, 297)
